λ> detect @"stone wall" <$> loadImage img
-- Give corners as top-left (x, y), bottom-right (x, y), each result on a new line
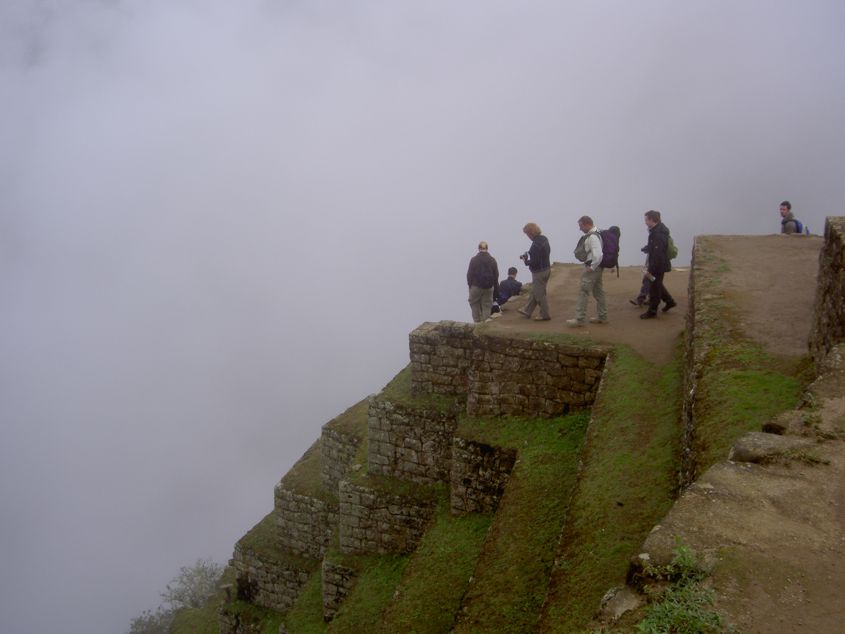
top-left (368, 396), bottom-right (459, 485)
top-left (274, 486), bottom-right (337, 560)
top-left (321, 559), bottom-right (358, 622)
top-left (810, 216), bottom-right (845, 366)
top-left (450, 437), bottom-right (518, 514)
top-left (232, 541), bottom-right (315, 614)
top-left (321, 426), bottom-right (364, 493)
top-left (409, 321), bottom-right (475, 396)
top-left (409, 321), bottom-right (608, 417)
top-left (338, 479), bottom-right (437, 555)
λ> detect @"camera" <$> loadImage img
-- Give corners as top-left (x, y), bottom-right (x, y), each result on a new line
top-left (519, 252), bottom-right (530, 264)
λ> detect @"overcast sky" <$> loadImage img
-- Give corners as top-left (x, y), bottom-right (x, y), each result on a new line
top-left (2, 1), bottom-right (844, 632)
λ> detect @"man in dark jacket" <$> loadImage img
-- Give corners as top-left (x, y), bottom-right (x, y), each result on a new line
top-left (467, 241), bottom-right (499, 323)
top-left (497, 267), bottom-right (523, 305)
top-left (641, 210), bottom-right (677, 319)
top-left (518, 222), bottom-right (552, 321)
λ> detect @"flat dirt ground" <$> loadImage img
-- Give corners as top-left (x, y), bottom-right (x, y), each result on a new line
top-left (489, 234), bottom-right (824, 366)
top-left (488, 262), bottom-right (689, 365)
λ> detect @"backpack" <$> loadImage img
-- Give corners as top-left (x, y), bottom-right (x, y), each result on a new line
top-left (599, 226), bottom-right (621, 276)
top-left (792, 219), bottom-right (805, 234)
top-left (667, 235), bottom-right (678, 260)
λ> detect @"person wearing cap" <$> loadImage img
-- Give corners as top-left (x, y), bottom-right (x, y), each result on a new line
top-left (466, 241), bottom-right (500, 323)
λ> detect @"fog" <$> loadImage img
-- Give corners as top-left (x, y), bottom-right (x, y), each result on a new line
top-left (1, 1), bottom-right (843, 632)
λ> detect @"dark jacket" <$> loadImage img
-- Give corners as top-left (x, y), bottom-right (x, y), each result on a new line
top-left (526, 234), bottom-right (551, 272)
top-left (467, 251), bottom-right (499, 295)
top-left (646, 222), bottom-right (672, 275)
top-left (497, 277), bottom-right (523, 302)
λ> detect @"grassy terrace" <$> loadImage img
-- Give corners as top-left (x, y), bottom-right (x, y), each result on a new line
top-left (540, 344), bottom-right (683, 632)
top-left (453, 411), bottom-right (590, 633)
top-left (689, 246), bottom-right (808, 478)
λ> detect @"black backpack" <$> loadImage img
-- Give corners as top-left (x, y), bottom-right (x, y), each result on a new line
top-left (599, 226), bottom-right (621, 276)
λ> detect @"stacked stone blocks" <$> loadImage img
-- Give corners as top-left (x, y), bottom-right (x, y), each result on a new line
top-left (410, 321), bottom-right (607, 417)
top-left (810, 217), bottom-right (845, 366)
top-left (337, 479), bottom-right (438, 555)
top-left (450, 437), bottom-right (518, 514)
top-left (367, 395), bottom-right (459, 485)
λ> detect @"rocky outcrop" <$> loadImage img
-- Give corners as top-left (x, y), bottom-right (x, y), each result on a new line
top-left (810, 217), bottom-right (845, 366)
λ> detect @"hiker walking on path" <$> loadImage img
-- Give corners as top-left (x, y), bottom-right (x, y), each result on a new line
top-left (567, 215), bottom-right (608, 327)
top-left (641, 210), bottom-right (677, 319)
top-left (518, 223), bottom-right (552, 321)
top-left (467, 241), bottom-right (499, 323)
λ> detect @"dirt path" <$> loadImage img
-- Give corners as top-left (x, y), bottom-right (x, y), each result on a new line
top-left (488, 263), bottom-right (689, 365)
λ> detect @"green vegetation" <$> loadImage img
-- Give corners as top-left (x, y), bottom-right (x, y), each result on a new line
top-left (541, 345), bottom-right (683, 632)
top-left (635, 544), bottom-right (730, 634)
top-left (453, 411), bottom-right (590, 632)
top-left (219, 600), bottom-right (284, 634)
top-left (695, 341), bottom-right (805, 477)
top-left (378, 364), bottom-right (462, 413)
top-left (379, 501), bottom-right (492, 632)
top-left (328, 554), bottom-right (409, 633)
top-left (279, 439), bottom-right (330, 501)
top-left (282, 571), bottom-right (327, 634)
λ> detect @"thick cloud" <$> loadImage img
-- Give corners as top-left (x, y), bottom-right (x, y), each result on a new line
top-left (1, 2), bottom-right (843, 632)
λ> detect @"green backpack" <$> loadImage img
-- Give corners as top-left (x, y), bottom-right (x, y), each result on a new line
top-left (667, 235), bottom-right (678, 260)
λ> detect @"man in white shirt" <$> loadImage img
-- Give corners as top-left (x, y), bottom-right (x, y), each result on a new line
top-left (567, 215), bottom-right (608, 326)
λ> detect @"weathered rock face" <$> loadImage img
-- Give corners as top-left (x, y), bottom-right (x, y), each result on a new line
top-left (410, 321), bottom-right (608, 417)
top-left (810, 217), bottom-right (845, 367)
top-left (367, 396), bottom-right (458, 485)
top-left (337, 479), bottom-right (437, 555)
top-left (274, 486), bottom-right (337, 560)
top-left (231, 541), bottom-right (314, 614)
top-left (321, 559), bottom-right (357, 622)
top-left (450, 437), bottom-right (517, 514)
top-left (321, 425), bottom-right (363, 493)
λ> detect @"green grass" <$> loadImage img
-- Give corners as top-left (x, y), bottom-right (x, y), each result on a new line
top-left (283, 570), bottom-right (328, 634)
top-left (540, 344), bottom-right (683, 633)
top-left (379, 364), bottom-right (463, 413)
top-left (377, 500), bottom-right (492, 633)
top-left (327, 554), bottom-right (410, 633)
top-left (452, 411), bottom-right (590, 633)
top-left (635, 544), bottom-right (730, 634)
top-left (219, 600), bottom-right (285, 634)
top-left (693, 342), bottom-right (805, 477)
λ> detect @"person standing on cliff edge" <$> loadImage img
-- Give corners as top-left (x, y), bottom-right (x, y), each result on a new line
top-left (466, 241), bottom-right (499, 323)
top-left (518, 222), bottom-right (552, 321)
top-left (567, 215), bottom-right (607, 327)
top-left (640, 209), bottom-right (677, 319)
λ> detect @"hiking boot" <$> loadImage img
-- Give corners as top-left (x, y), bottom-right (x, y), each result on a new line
top-left (534, 316), bottom-right (551, 321)
top-left (640, 311), bottom-right (657, 319)
top-left (629, 297), bottom-right (645, 307)
top-left (589, 317), bottom-right (608, 324)
top-left (518, 309), bottom-right (531, 318)
top-left (662, 300), bottom-right (677, 313)
top-left (566, 319), bottom-right (585, 327)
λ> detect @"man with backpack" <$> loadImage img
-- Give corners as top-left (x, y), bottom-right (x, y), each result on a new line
top-left (466, 241), bottom-right (499, 323)
top-left (779, 201), bottom-right (807, 235)
top-left (567, 216), bottom-right (608, 327)
top-left (640, 210), bottom-right (677, 319)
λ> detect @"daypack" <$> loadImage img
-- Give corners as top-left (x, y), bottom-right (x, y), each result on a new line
top-left (667, 235), bottom-right (678, 260)
top-left (599, 226), bottom-right (621, 276)
top-left (783, 217), bottom-right (808, 234)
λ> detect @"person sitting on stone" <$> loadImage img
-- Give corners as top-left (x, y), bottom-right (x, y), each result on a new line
top-left (497, 267), bottom-right (523, 306)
